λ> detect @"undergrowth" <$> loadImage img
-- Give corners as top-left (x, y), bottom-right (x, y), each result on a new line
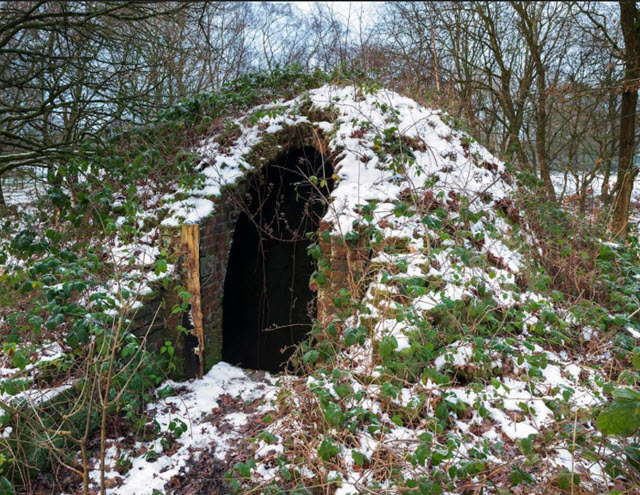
top-left (226, 144), bottom-right (640, 493)
top-left (0, 65), bottom-right (373, 493)
top-left (0, 67), bottom-right (639, 494)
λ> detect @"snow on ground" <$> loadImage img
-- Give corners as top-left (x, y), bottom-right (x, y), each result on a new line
top-left (551, 170), bottom-right (640, 203)
top-left (86, 363), bottom-right (276, 494)
top-left (3, 175), bottom-right (46, 207)
top-left (0, 341), bottom-right (71, 411)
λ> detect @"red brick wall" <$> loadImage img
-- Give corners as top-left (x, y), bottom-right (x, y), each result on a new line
top-left (197, 197), bottom-right (238, 370)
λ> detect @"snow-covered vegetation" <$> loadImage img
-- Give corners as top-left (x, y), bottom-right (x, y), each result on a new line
top-left (1, 66), bottom-right (638, 495)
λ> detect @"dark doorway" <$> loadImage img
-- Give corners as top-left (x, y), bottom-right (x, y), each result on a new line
top-left (222, 146), bottom-right (333, 372)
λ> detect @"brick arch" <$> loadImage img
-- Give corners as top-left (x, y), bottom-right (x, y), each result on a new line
top-left (196, 126), bottom-right (335, 375)
top-left (133, 124), bottom-right (368, 378)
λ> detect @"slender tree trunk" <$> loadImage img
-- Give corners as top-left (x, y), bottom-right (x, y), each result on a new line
top-left (0, 177), bottom-right (5, 206)
top-left (601, 65), bottom-right (618, 206)
top-left (611, 1), bottom-right (640, 236)
top-left (430, 22), bottom-right (440, 93)
top-left (511, 2), bottom-right (556, 199)
top-left (579, 179), bottom-right (588, 214)
top-left (536, 64), bottom-right (555, 201)
top-left (601, 156), bottom-right (613, 205)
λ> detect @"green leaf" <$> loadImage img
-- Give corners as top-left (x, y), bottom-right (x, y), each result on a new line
top-left (233, 461), bottom-right (253, 478)
top-left (351, 450), bottom-right (367, 467)
top-left (597, 244), bottom-right (616, 261)
top-left (333, 382), bottom-right (353, 399)
top-left (556, 470), bottom-right (580, 490)
top-left (381, 382), bottom-right (398, 399)
top-left (344, 326), bottom-right (367, 346)
top-left (613, 387), bottom-right (640, 402)
top-left (518, 436), bottom-right (533, 455)
top-left (510, 466), bottom-right (534, 486)
top-left (378, 335), bottom-right (398, 359)
top-left (391, 414), bottom-right (404, 427)
top-left (633, 350), bottom-right (640, 370)
top-left (326, 322), bottom-right (337, 336)
top-left (323, 402), bottom-right (344, 428)
top-left (345, 231), bottom-right (359, 242)
top-left (423, 215), bottom-right (442, 230)
top-left (11, 351), bottom-right (28, 370)
top-left (154, 258), bottom-right (168, 275)
top-left (121, 342), bottom-right (138, 359)
top-left (624, 444), bottom-right (640, 471)
top-left (1, 379), bottom-right (30, 396)
top-left (303, 350), bottom-right (319, 364)
top-left (257, 431), bottom-right (277, 445)
top-left (318, 438), bottom-right (339, 461)
top-left (0, 477), bottom-right (15, 495)
top-left (597, 392), bottom-right (640, 436)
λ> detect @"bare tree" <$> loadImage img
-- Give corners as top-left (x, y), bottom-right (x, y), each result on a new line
top-left (0, 2), bottom-right (192, 203)
top-left (611, 1), bottom-right (640, 236)
top-left (371, 1), bottom-right (629, 212)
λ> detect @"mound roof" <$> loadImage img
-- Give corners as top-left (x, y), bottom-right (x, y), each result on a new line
top-left (160, 84), bottom-right (515, 234)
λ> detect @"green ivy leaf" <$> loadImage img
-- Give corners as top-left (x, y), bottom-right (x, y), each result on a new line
top-left (351, 450), bottom-right (367, 467)
top-left (0, 477), bottom-right (15, 495)
top-left (378, 335), bottom-right (398, 359)
top-left (518, 436), bottom-right (533, 455)
top-left (597, 388), bottom-right (640, 436)
top-left (423, 215), bottom-right (442, 230)
top-left (11, 351), bottom-right (28, 370)
top-left (303, 350), bottom-right (319, 364)
top-left (318, 438), bottom-right (339, 461)
top-left (633, 348), bottom-right (640, 369)
top-left (556, 470), bottom-right (580, 490)
top-left (323, 402), bottom-right (344, 428)
top-left (233, 460), bottom-right (254, 478)
top-left (344, 326), bottom-right (367, 346)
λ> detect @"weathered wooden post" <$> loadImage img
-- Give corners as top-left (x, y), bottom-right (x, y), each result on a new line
top-left (181, 224), bottom-right (205, 378)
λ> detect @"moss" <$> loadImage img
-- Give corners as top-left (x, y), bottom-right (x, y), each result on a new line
top-left (382, 237), bottom-right (412, 254)
top-left (202, 326), bottom-right (222, 374)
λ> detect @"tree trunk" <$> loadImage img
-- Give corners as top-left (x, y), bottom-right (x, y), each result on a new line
top-left (512, 2), bottom-right (555, 200)
top-left (601, 157), bottom-right (613, 205)
top-left (0, 177), bottom-right (5, 206)
top-left (536, 64), bottom-right (555, 201)
top-left (611, 1), bottom-right (640, 236)
top-left (430, 22), bottom-right (440, 93)
top-left (579, 178), bottom-right (589, 215)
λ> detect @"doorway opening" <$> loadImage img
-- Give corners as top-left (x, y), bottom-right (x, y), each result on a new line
top-left (221, 146), bottom-right (333, 372)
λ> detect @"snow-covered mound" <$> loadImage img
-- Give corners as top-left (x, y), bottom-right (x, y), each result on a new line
top-left (2, 82), bottom-right (628, 495)
top-left (162, 85), bottom-right (514, 234)
top-left (79, 85), bottom-right (621, 494)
